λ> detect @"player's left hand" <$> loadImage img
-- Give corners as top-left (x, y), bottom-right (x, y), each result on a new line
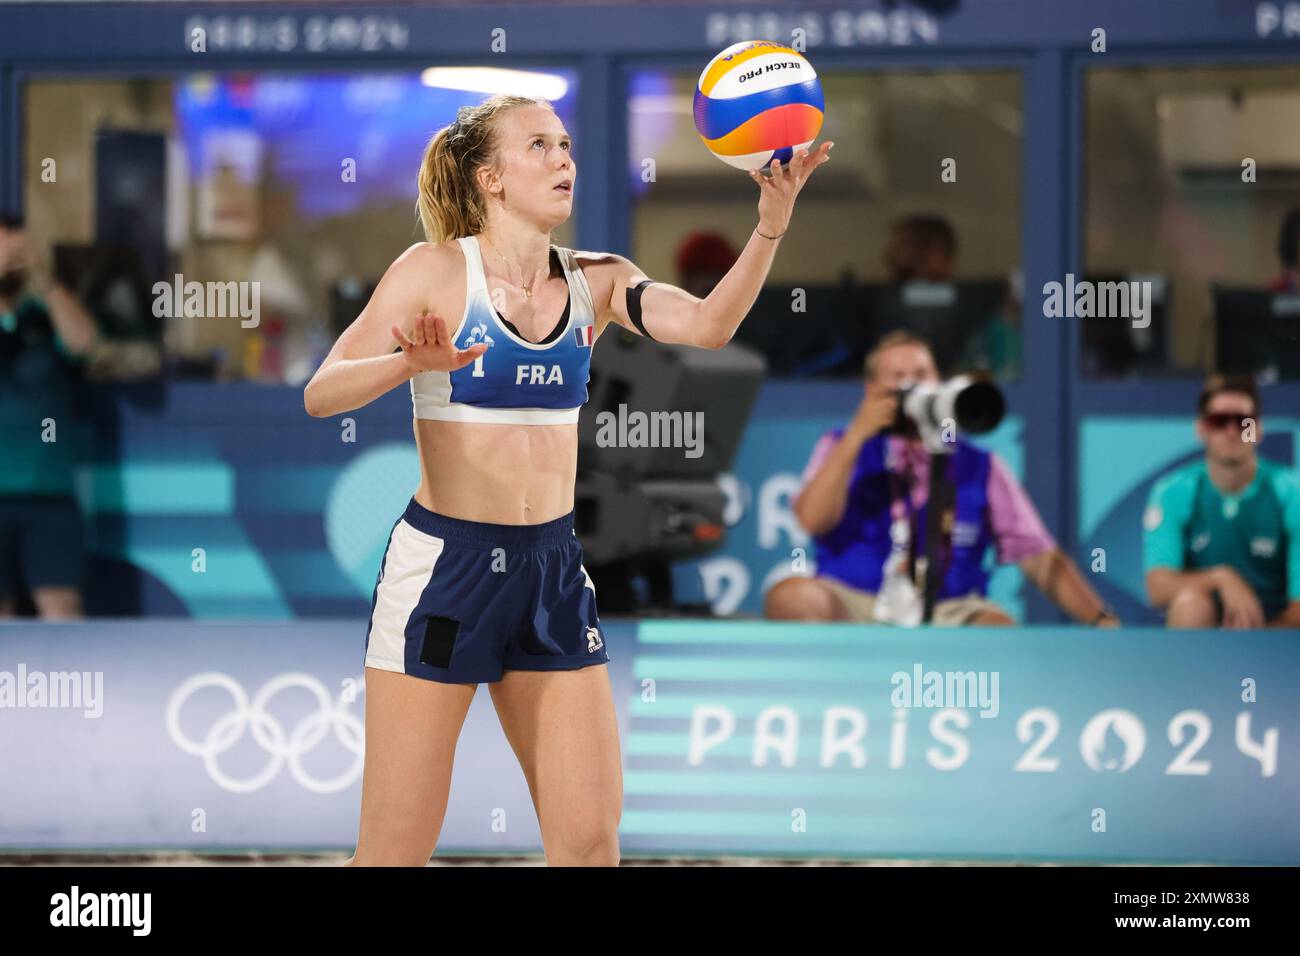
top-left (749, 140), bottom-right (833, 237)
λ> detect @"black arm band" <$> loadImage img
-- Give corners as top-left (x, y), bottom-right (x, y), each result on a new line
top-left (626, 279), bottom-right (657, 341)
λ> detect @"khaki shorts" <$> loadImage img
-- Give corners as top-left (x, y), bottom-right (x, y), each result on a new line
top-left (816, 575), bottom-right (1011, 627)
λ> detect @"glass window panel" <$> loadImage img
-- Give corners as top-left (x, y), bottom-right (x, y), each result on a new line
top-left (629, 68), bottom-right (1023, 381)
top-left (1084, 65), bottom-right (1300, 381)
top-left (21, 69), bottom-right (579, 383)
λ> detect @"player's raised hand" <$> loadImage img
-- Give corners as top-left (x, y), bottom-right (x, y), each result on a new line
top-left (392, 312), bottom-right (487, 373)
top-left (749, 140), bottom-right (834, 237)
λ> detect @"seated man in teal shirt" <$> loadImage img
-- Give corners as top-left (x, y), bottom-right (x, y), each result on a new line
top-left (0, 215), bottom-right (100, 619)
top-left (1143, 374), bottom-right (1300, 629)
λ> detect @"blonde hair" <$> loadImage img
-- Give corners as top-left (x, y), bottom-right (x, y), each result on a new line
top-left (863, 330), bottom-right (933, 380)
top-left (416, 94), bottom-right (556, 244)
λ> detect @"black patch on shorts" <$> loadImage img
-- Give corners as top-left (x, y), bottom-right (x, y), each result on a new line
top-left (420, 616), bottom-right (460, 668)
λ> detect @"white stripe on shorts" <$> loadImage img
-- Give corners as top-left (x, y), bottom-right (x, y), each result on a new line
top-left (364, 519), bottom-right (445, 672)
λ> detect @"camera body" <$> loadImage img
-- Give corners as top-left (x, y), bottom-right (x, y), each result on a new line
top-left (892, 375), bottom-right (1006, 452)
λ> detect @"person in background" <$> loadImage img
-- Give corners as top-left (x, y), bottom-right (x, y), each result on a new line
top-left (884, 214), bottom-right (956, 283)
top-left (1266, 208), bottom-right (1300, 293)
top-left (674, 230), bottom-right (739, 300)
top-left (1143, 374), bottom-right (1300, 629)
top-left (961, 267), bottom-right (1022, 381)
top-left (885, 214), bottom-right (1020, 380)
top-left (765, 330), bottom-right (1118, 627)
top-left (0, 215), bottom-right (99, 619)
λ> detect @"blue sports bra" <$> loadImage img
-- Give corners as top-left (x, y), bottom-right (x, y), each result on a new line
top-left (410, 235), bottom-right (598, 425)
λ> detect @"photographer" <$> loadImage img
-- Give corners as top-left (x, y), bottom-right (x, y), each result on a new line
top-left (766, 331), bottom-right (1117, 627)
top-left (0, 215), bottom-right (99, 619)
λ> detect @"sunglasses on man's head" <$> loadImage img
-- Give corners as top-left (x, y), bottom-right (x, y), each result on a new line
top-left (1201, 412), bottom-right (1252, 431)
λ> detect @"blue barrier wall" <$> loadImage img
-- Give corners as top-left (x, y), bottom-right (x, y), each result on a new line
top-left (1, 618), bottom-right (1295, 862)
top-left (68, 381), bottom-right (1035, 620)
top-left (61, 381), bottom-right (1300, 623)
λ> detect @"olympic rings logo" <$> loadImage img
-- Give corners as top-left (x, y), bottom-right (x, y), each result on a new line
top-left (166, 672), bottom-right (365, 794)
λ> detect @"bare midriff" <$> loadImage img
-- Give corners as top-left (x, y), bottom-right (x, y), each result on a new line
top-left (412, 417), bottom-right (578, 526)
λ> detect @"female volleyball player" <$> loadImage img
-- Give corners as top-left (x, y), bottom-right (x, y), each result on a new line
top-left (304, 94), bottom-right (831, 866)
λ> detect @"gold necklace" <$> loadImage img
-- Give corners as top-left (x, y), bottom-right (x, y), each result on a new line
top-left (481, 233), bottom-right (545, 299)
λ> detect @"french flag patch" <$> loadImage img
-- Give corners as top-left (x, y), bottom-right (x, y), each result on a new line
top-left (573, 324), bottom-right (594, 348)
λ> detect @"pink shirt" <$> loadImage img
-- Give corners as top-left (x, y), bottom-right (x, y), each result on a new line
top-left (800, 432), bottom-right (1056, 564)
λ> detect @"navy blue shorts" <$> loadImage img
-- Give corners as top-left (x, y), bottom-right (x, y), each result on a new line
top-left (363, 498), bottom-right (608, 684)
top-left (0, 494), bottom-right (85, 598)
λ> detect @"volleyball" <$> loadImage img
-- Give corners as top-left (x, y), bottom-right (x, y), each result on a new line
top-left (693, 40), bottom-right (825, 172)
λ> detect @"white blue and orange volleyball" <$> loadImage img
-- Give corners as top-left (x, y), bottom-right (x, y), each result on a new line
top-left (693, 41), bottom-right (825, 172)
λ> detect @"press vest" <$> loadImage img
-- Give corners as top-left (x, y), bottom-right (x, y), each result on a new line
top-left (812, 429), bottom-right (996, 599)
